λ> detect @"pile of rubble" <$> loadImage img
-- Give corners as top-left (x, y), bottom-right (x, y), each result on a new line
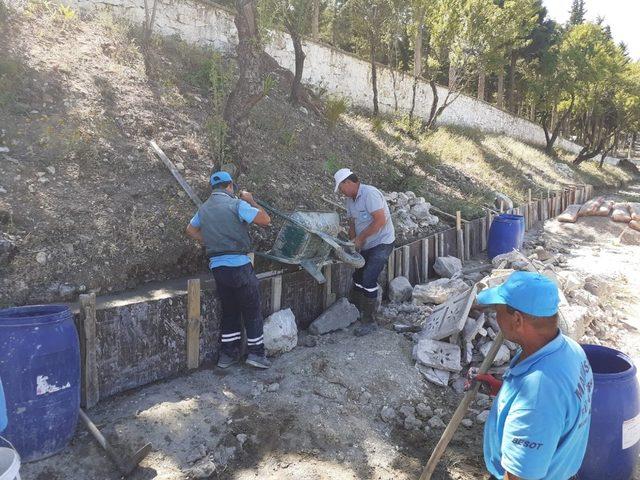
top-left (381, 244), bottom-right (622, 399)
top-left (382, 190), bottom-right (440, 242)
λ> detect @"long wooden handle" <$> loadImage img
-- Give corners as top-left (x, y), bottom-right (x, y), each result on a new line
top-left (419, 331), bottom-right (505, 480)
top-left (79, 409), bottom-right (127, 473)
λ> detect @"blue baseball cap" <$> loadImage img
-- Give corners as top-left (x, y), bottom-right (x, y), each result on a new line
top-left (476, 271), bottom-right (559, 317)
top-left (210, 171), bottom-right (233, 187)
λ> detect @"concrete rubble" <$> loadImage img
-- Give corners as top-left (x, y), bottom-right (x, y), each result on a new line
top-left (382, 190), bottom-right (440, 242)
top-left (388, 276), bottom-right (413, 303)
top-left (263, 308), bottom-right (298, 356)
top-left (433, 256), bottom-right (463, 278)
top-left (413, 278), bottom-right (470, 305)
top-left (308, 297), bottom-right (359, 335)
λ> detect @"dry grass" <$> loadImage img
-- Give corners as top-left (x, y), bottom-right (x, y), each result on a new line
top-left (352, 117), bottom-right (634, 219)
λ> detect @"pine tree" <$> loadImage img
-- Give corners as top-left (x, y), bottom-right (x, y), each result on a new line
top-left (568, 0), bottom-right (586, 26)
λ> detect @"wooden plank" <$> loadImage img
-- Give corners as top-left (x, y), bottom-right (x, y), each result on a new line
top-left (421, 238), bottom-right (429, 283)
top-left (456, 228), bottom-right (464, 261)
top-left (150, 140), bottom-right (203, 207)
top-left (402, 245), bottom-right (411, 278)
top-left (187, 279), bottom-right (201, 370)
top-left (271, 275), bottom-right (282, 313)
top-left (387, 252), bottom-right (395, 285)
top-left (78, 293), bottom-right (99, 408)
top-left (463, 225), bottom-right (470, 261)
top-left (323, 264), bottom-right (336, 309)
top-left (455, 211), bottom-right (462, 230)
top-left (395, 249), bottom-right (403, 277)
top-left (480, 216), bottom-right (487, 251)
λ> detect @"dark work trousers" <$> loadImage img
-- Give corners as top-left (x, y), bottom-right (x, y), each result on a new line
top-left (211, 263), bottom-right (264, 356)
top-left (352, 242), bottom-right (395, 298)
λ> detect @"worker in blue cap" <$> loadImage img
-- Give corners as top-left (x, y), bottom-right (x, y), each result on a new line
top-left (186, 171), bottom-right (272, 369)
top-left (474, 271), bottom-right (593, 480)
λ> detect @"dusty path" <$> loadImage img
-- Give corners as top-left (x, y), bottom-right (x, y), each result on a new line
top-left (21, 186), bottom-right (640, 480)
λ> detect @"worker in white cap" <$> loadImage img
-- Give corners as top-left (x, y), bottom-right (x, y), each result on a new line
top-left (333, 168), bottom-right (395, 336)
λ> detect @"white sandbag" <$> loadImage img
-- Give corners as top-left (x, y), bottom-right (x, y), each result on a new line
top-left (595, 200), bottom-right (614, 217)
top-left (611, 203), bottom-right (631, 223)
top-left (630, 220), bottom-right (640, 232)
top-left (578, 197), bottom-right (604, 217)
top-left (630, 203), bottom-right (640, 221)
top-left (558, 205), bottom-right (581, 223)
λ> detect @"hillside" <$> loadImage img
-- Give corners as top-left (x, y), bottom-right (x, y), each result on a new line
top-left (0, 2), bottom-right (634, 307)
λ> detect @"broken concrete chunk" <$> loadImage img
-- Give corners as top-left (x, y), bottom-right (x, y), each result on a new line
top-left (263, 308), bottom-right (298, 356)
top-left (380, 406), bottom-right (396, 422)
top-left (461, 419), bottom-right (473, 428)
top-left (415, 363), bottom-right (451, 386)
top-left (413, 278), bottom-right (470, 305)
top-left (558, 305), bottom-right (587, 340)
top-left (416, 403), bottom-right (433, 419)
top-left (308, 297), bottom-right (359, 335)
top-left (428, 416), bottom-right (446, 429)
top-left (420, 286), bottom-right (476, 340)
top-left (413, 338), bottom-right (462, 372)
top-left (534, 245), bottom-right (553, 262)
top-left (404, 415), bottom-right (423, 430)
top-left (389, 276), bottom-right (413, 303)
top-left (491, 251), bottom-right (521, 268)
top-left (476, 410), bottom-right (491, 424)
top-left (399, 404), bottom-right (416, 418)
top-left (557, 271), bottom-right (584, 294)
top-left (463, 313), bottom-right (485, 342)
top-left (433, 256), bottom-right (463, 278)
top-left (188, 458), bottom-right (217, 478)
top-left (480, 342), bottom-right (511, 366)
top-left (571, 289), bottom-right (599, 308)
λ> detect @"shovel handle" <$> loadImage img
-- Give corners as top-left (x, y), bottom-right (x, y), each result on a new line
top-left (419, 331), bottom-right (505, 480)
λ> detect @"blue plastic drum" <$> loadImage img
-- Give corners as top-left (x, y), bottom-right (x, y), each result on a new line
top-left (487, 213), bottom-right (525, 259)
top-left (0, 305), bottom-right (80, 462)
top-left (579, 344), bottom-right (640, 480)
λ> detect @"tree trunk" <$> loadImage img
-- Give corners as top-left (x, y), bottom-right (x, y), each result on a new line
top-left (312, 0), bottom-right (320, 40)
top-left (448, 63), bottom-right (456, 90)
top-left (409, 18), bottom-right (424, 119)
top-left (496, 70), bottom-right (505, 109)
top-left (477, 63), bottom-right (486, 101)
top-left (426, 80), bottom-right (439, 129)
top-left (543, 97), bottom-right (574, 155)
top-left (507, 50), bottom-right (516, 112)
top-left (287, 24), bottom-right (306, 105)
top-left (370, 37), bottom-right (379, 116)
top-left (223, 0), bottom-right (268, 168)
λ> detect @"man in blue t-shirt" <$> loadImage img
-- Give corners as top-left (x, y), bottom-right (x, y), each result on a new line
top-left (475, 271), bottom-right (593, 480)
top-left (186, 171), bottom-right (272, 369)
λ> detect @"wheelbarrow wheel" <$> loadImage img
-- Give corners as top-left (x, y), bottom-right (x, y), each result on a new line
top-left (331, 247), bottom-right (365, 269)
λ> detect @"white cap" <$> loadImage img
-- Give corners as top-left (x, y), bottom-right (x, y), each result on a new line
top-left (333, 168), bottom-right (353, 192)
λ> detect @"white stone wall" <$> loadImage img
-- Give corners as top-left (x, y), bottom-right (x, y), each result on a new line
top-left (69, 0), bottom-right (619, 162)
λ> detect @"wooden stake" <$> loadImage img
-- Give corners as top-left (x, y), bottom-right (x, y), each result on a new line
top-left (413, 256), bottom-right (422, 285)
top-left (480, 217), bottom-right (487, 251)
top-left (421, 238), bottom-right (429, 283)
top-left (78, 293), bottom-right (99, 408)
top-left (464, 225), bottom-right (471, 260)
top-left (402, 245), bottom-right (411, 278)
top-left (323, 264), bottom-right (336, 309)
top-left (394, 249), bottom-right (403, 277)
top-left (187, 279), bottom-right (201, 370)
top-left (455, 211), bottom-right (462, 230)
top-left (271, 275), bottom-right (282, 313)
top-left (387, 252), bottom-right (395, 285)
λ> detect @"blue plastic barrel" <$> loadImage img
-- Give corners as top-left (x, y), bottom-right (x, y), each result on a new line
top-left (487, 214), bottom-right (525, 259)
top-left (0, 305), bottom-right (80, 462)
top-left (0, 378), bottom-right (7, 433)
top-left (579, 344), bottom-right (640, 480)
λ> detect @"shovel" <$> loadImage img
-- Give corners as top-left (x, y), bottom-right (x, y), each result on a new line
top-left (79, 409), bottom-right (152, 476)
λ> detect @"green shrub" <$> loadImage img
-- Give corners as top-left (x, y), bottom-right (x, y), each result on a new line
top-left (325, 96), bottom-right (347, 130)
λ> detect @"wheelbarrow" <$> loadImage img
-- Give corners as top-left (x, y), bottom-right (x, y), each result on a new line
top-left (256, 199), bottom-right (365, 284)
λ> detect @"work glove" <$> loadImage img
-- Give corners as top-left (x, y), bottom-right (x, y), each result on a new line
top-left (465, 368), bottom-right (503, 397)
